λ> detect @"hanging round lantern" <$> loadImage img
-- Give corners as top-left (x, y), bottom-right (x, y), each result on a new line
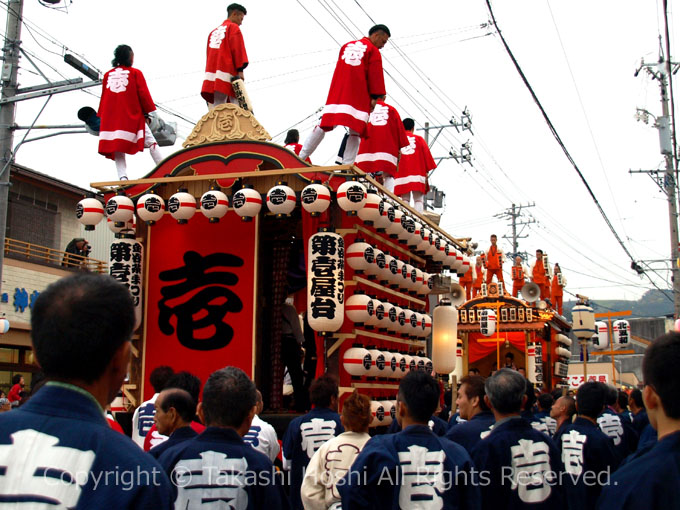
top-left (200, 188), bottom-right (229, 223)
top-left (386, 207), bottom-right (403, 238)
top-left (367, 348), bottom-right (387, 377)
top-left (460, 257), bottom-right (471, 276)
top-left (425, 233), bottom-right (439, 258)
top-left (613, 320), bottom-right (630, 347)
top-left (407, 266), bottom-right (420, 293)
top-left (365, 246), bottom-right (384, 280)
top-left (366, 297), bottom-right (382, 328)
top-left (400, 263), bottom-right (413, 292)
top-left (417, 227), bottom-right (431, 253)
top-left (432, 235), bottom-right (447, 263)
top-left (396, 352), bottom-right (408, 378)
top-left (556, 346), bottom-right (571, 358)
top-left (398, 215), bottom-right (414, 245)
top-left (423, 357), bottom-right (434, 376)
top-left (383, 351), bottom-right (399, 378)
top-left (374, 198), bottom-right (392, 231)
top-left (413, 312), bottom-right (425, 338)
top-left (392, 259), bottom-right (405, 288)
top-left (479, 309), bottom-right (497, 337)
top-left (422, 314), bottom-right (433, 337)
top-left (383, 302), bottom-right (398, 332)
top-left (410, 221), bottom-right (423, 248)
top-left (266, 181), bottom-right (296, 217)
top-left (76, 197), bottom-right (105, 231)
top-left (592, 321), bottom-right (609, 350)
top-left (572, 304), bottom-right (596, 339)
top-left (382, 253), bottom-right (396, 285)
top-left (357, 188), bottom-right (382, 224)
top-left (419, 272), bottom-right (431, 296)
top-left (413, 356), bottom-right (426, 372)
top-left (432, 298), bottom-right (458, 374)
top-left (301, 181), bottom-right (331, 217)
top-left (402, 353), bottom-right (415, 373)
top-left (397, 306), bottom-right (410, 335)
top-left (453, 341), bottom-right (464, 378)
top-left (446, 245), bottom-right (460, 271)
top-left (167, 188), bottom-right (196, 224)
top-left (0, 317), bottom-right (9, 334)
top-left (343, 347), bottom-right (372, 376)
top-left (345, 291), bottom-right (375, 325)
top-left (556, 334), bottom-right (572, 347)
top-left (413, 268), bottom-right (425, 294)
top-left (337, 179), bottom-right (367, 215)
top-left (136, 192), bottom-right (165, 225)
top-left (405, 308), bottom-right (419, 337)
top-left (375, 300), bottom-right (390, 331)
top-left (346, 239), bottom-right (375, 274)
top-left (379, 400), bottom-right (394, 425)
top-left (370, 400), bottom-right (387, 427)
top-left (424, 274), bottom-right (436, 295)
top-left (390, 304), bottom-right (404, 334)
top-left (107, 214), bottom-right (136, 235)
top-left (105, 191), bottom-right (135, 228)
top-left (232, 186), bottom-right (262, 221)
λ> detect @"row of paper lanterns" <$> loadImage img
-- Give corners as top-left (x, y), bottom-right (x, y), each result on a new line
top-left (76, 182), bottom-right (467, 268)
top-left (370, 399), bottom-right (396, 427)
top-left (343, 347), bottom-right (434, 378)
top-left (592, 320), bottom-right (630, 350)
top-left (346, 291), bottom-right (431, 338)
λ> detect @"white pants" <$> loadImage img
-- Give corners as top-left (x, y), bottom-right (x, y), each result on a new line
top-left (300, 125), bottom-right (361, 164)
top-left (383, 175), bottom-right (395, 193)
top-left (114, 124), bottom-right (163, 180)
top-left (400, 190), bottom-right (425, 212)
top-left (211, 92), bottom-right (238, 109)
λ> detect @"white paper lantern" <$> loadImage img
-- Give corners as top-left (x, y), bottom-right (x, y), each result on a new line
top-left (370, 400), bottom-right (387, 427)
top-left (266, 182), bottom-right (296, 217)
top-left (572, 304), bottom-right (596, 339)
top-left (405, 309), bottom-right (419, 337)
top-left (393, 259), bottom-right (405, 288)
top-left (414, 269), bottom-right (425, 294)
top-left (232, 186), bottom-right (262, 221)
top-left (167, 189), bottom-right (196, 224)
top-left (345, 291), bottom-right (375, 325)
top-left (385, 254), bottom-right (400, 286)
top-left (425, 233), bottom-right (439, 258)
top-left (76, 197), bottom-right (105, 231)
top-left (556, 346), bottom-right (571, 358)
top-left (422, 314), bottom-right (433, 337)
top-left (527, 344), bottom-right (537, 383)
top-left (346, 240), bottom-right (375, 274)
top-left (384, 302), bottom-right (398, 332)
top-left (398, 215), bottom-right (414, 244)
top-left (396, 353), bottom-right (409, 378)
top-left (375, 301), bottom-right (390, 331)
top-left (367, 348), bottom-right (387, 377)
top-left (392, 304), bottom-right (405, 334)
top-left (403, 354), bottom-right (415, 373)
top-left (307, 230), bottom-right (345, 333)
top-left (107, 214), bottom-right (136, 235)
top-left (613, 320), bottom-right (630, 346)
top-left (432, 299), bottom-right (458, 374)
top-left (136, 192), bottom-right (165, 224)
top-left (343, 347), bottom-right (372, 376)
top-left (383, 351), bottom-right (399, 378)
top-left (556, 334), bottom-right (572, 347)
top-left (446, 245), bottom-right (460, 271)
top-left (411, 221), bottom-right (423, 247)
top-left (374, 198), bottom-right (392, 231)
top-left (423, 357), bottom-right (434, 376)
top-left (460, 257), bottom-right (471, 276)
top-left (337, 179), bottom-right (367, 215)
top-left (366, 246), bottom-right (384, 279)
top-left (357, 188), bottom-right (382, 224)
top-left (592, 321), bottom-right (609, 350)
top-left (413, 312), bottom-right (425, 338)
top-left (105, 193), bottom-right (135, 227)
top-left (379, 400), bottom-right (394, 425)
top-left (366, 297), bottom-right (382, 328)
top-left (454, 342), bottom-right (464, 378)
top-left (413, 356), bottom-right (426, 372)
top-left (200, 189), bottom-right (229, 222)
top-left (396, 306), bottom-right (410, 335)
top-left (301, 181), bottom-right (331, 216)
top-left (424, 274), bottom-right (436, 295)
top-left (419, 272), bottom-right (431, 296)
top-left (400, 263), bottom-right (413, 292)
top-left (0, 318), bottom-right (9, 334)
top-left (480, 309), bottom-right (497, 337)
top-left (386, 207), bottom-right (403, 237)
top-left (407, 266), bottom-right (420, 293)
top-left (417, 227), bottom-right (431, 253)
top-left (432, 235), bottom-right (447, 263)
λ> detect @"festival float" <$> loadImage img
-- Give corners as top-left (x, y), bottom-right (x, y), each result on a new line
top-left (80, 103), bottom-right (572, 423)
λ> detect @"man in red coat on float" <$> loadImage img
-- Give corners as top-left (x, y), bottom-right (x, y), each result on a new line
top-left (202, 3), bottom-right (248, 108)
top-left (98, 45), bottom-right (162, 180)
top-left (355, 95), bottom-right (409, 193)
top-left (299, 25), bottom-right (390, 165)
top-left (394, 118), bottom-right (436, 212)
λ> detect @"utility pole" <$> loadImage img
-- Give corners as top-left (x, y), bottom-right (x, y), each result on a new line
top-left (495, 202), bottom-right (535, 260)
top-left (0, 0), bottom-right (23, 294)
top-left (633, 56), bottom-right (680, 318)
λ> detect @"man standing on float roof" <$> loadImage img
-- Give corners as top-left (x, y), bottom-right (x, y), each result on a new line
top-left (202, 3), bottom-right (248, 108)
top-left (485, 234), bottom-right (505, 285)
top-left (299, 24), bottom-right (390, 164)
top-left (394, 118), bottom-right (437, 212)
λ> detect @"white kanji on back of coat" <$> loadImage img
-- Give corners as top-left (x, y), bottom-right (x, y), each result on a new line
top-left (370, 104), bottom-right (390, 126)
top-left (597, 414), bottom-right (623, 446)
top-left (509, 439), bottom-right (554, 503)
top-left (401, 136), bottom-right (417, 155)
top-left (0, 429), bottom-right (96, 508)
top-left (106, 68), bottom-right (130, 94)
top-left (209, 25), bottom-right (227, 49)
top-left (341, 42), bottom-right (367, 67)
top-left (561, 430), bottom-right (587, 476)
top-left (397, 445), bottom-right (446, 509)
top-left (300, 418), bottom-right (338, 458)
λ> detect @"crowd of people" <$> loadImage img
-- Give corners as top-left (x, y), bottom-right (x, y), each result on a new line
top-left (0, 272), bottom-right (678, 509)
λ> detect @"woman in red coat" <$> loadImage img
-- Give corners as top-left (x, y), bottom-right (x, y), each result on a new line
top-left (98, 45), bottom-right (162, 180)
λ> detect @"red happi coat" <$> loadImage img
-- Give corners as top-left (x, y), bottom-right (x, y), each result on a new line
top-left (320, 37), bottom-right (386, 135)
top-left (355, 100), bottom-right (409, 176)
top-left (394, 133), bottom-right (436, 195)
top-left (98, 66), bottom-right (155, 160)
top-left (201, 19), bottom-right (249, 103)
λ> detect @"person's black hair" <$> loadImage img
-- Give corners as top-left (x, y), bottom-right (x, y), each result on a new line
top-left (11, 374), bottom-right (22, 385)
top-left (505, 352), bottom-right (514, 360)
top-left (112, 45), bottom-right (133, 67)
top-left (149, 366), bottom-right (175, 394)
top-left (562, 396), bottom-right (576, 419)
top-left (31, 273), bottom-right (135, 384)
top-left (523, 378), bottom-right (536, 411)
top-left (284, 129), bottom-right (300, 145)
top-left (629, 388), bottom-right (644, 409)
top-left (227, 3), bottom-right (247, 15)
top-left (617, 390), bottom-right (629, 411)
top-left (551, 388), bottom-right (563, 401)
top-left (397, 370), bottom-right (440, 422)
top-left (368, 24), bottom-right (391, 37)
top-left (576, 381), bottom-right (606, 419)
top-left (485, 369), bottom-right (526, 414)
top-left (537, 393), bottom-right (553, 411)
top-left (403, 118), bottom-right (415, 131)
top-left (536, 249), bottom-right (544, 255)
top-left (603, 384), bottom-right (618, 406)
top-left (160, 388), bottom-right (196, 423)
top-left (643, 332), bottom-right (680, 418)
top-left (459, 375), bottom-right (490, 412)
top-left (309, 374), bottom-right (339, 408)
top-left (165, 371), bottom-right (202, 404)
top-left (202, 366), bottom-right (256, 428)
